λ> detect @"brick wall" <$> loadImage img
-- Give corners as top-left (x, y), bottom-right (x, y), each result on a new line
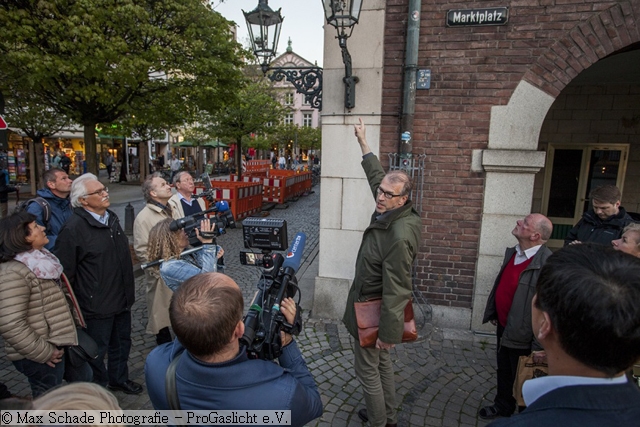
top-left (381, 0), bottom-right (640, 308)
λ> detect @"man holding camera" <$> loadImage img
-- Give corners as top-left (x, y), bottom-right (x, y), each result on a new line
top-left (343, 118), bottom-right (421, 427)
top-left (133, 172), bottom-right (175, 345)
top-left (145, 272), bottom-right (323, 427)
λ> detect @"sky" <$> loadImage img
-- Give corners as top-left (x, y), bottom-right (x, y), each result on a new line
top-left (211, 0), bottom-right (325, 66)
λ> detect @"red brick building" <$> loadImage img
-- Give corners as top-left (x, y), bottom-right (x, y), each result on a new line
top-left (314, 0), bottom-right (640, 330)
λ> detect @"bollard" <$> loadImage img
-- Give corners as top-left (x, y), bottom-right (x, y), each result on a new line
top-left (124, 202), bottom-right (135, 235)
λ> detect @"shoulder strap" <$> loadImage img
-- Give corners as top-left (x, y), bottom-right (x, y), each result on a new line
top-left (27, 197), bottom-right (51, 226)
top-left (165, 349), bottom-right (185, 411)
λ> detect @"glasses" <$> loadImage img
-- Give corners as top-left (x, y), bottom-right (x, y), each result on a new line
top-left (376, 187), bottom-right (403, 199)
top-left (84, 187), bottom-right (109, 197)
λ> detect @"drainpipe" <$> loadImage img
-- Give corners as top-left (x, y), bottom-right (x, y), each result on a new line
top-left (399, 0), bottom-right (422, 158)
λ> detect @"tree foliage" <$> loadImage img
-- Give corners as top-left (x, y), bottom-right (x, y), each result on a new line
top-left (210, 79), bottom-right (285, 178)
top-left (0, 0), bottom-right (246, 174)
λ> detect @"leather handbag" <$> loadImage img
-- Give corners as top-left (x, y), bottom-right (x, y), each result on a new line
top-left (67, 327), bottom-right (99, 367)
top-left (354, 298), bottom-right (418, 348)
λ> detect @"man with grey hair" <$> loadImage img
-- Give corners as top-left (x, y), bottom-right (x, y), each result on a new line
top-left (479, 213), bottom-right (553, 420)
top-left (53, 173), bottom-right (141, 395)
top-left (168, 171), bottom-right (205, 218)
top-left (133, 172), bottom-right (174, 345)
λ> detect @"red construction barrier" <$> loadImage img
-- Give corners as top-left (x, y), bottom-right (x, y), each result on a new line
top-left (194, 181), bottom-right (263, 221)
top-left (245, 159), bottom-right (271, 174)
top-left (262, 170), bottom-right (312, 204)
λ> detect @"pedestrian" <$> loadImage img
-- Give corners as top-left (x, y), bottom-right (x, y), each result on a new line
top-left (105, 152), bottom-right (114, 179)
top-left (278, 155), bottom-right (286, 170)
top-left (343, 118), bottom-right (421, 427)
top-left (0, 161), bottom-right (17, 219)
top-left (25, 168), bottom-right (73, 250)
top-left (145, 273), bottom-right (323, 426)
top-left (0, 212), bottom-right (92, 397)
top-left (479, 213), bottom-right (553, 420)
top-left (486, 244), bottom-right (640, 427)
top-left (133, 173), bottom-right (175, 346)
top-left (53, 174), bottom-right (142, 395)
top-left (170, 156), bottom-right (181, 181)
top-left (59, 152), bottom-right (71, 175)
top-left (565, 185), bottom-right (634, 246)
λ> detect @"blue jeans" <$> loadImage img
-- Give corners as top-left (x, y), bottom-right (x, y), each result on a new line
top-left (85, 310), bottom-right (132, 387)
top-left (13, 358), bottom-right (64, 398)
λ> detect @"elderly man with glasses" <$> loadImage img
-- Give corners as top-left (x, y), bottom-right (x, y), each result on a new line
top-left (342, 118), bottom-right (422, 427)
top-left (53, 173), bottom-right (142, 395)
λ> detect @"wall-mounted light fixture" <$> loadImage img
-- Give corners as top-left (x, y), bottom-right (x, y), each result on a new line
top-left (244, 0), bottom-right (323, 110)
top-left (321, 0), bottom-right (363, 109)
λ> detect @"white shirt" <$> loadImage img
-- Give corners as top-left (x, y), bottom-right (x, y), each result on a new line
top-left (178, 192), bottom-right (194, 206)
top-left (522, 374), bottom-right (628, 406)
top-left (170, 158), bottom-right (181, 171)
top-left (514, 243), bottom-right (542, 265)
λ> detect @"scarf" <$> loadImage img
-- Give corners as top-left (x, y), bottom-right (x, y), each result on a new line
top-left (14, 248), bottom-right (64, 279)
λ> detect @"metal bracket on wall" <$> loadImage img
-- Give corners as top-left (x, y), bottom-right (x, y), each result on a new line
top-left (388, 153), bottom-right (431, 327)
top-left (268, 67), bottom-right (323, 110)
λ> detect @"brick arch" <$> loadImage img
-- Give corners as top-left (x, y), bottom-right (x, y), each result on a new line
top-left (523, 1), bottom-right (640, 98)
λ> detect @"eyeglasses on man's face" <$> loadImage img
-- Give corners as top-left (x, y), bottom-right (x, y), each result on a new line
top-left (85, 187), bottom-right (109, 197)
top-left (376, 187), bottom-right (403, 199)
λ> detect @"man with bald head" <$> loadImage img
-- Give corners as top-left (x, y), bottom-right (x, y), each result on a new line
top-left (479, 214), bottom-right (553, 420)
top-left (144, 273), bottom-right (323, 426)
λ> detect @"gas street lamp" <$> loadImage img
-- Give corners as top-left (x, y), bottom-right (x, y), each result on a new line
top-left (321, 0), bottom-right (363, 109)
top-left (244, 0), bottom-right (323, 110)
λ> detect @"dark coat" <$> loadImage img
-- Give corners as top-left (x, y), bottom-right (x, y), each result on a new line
top-left (483, 245), bottom-right (552, 350)
top-left (53, 207), bottom-right (135, 318)
top-left (342, 155), bottom-right (422, 344)
top-left (487, 380), bottom-right (640, 427)
top-left (564, 207), bottom-right (634, 246)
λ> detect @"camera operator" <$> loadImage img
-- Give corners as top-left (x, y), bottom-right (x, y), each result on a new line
top-left (144, 273), bottom-right (323, 427)
top-left (147, 218), bottom-right (224, 292)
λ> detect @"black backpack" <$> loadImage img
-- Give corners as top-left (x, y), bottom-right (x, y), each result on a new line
top-left (16, 197), bottom-right (51, 230)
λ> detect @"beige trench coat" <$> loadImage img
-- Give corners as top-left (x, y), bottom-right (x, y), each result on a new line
top-left (133, 203), bottom-right (174, 335)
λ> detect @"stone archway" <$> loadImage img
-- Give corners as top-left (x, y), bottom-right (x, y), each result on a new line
top-left (470, 1), bottom-right (640, 331)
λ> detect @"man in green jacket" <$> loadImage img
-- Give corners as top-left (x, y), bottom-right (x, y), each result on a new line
top-left (343, 118), bottom-right (421, 427)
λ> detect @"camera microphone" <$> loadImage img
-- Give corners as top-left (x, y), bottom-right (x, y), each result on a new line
top-left (271, 232), bottom-right (306, 314)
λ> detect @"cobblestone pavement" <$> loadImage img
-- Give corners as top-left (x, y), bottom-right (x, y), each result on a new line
top-left (0, 182), bottom-right (498, 426)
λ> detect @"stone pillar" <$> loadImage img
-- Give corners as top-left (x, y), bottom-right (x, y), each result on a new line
top-left (470, 81), bottom-right (555, 331)
top-left (313, 1), bottom-right (387, 319)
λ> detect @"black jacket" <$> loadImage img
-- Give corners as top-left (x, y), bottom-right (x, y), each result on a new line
top-left (53, 207), bottom-right (135, 319)
top-left (564, 207), bottom-right (634, 246)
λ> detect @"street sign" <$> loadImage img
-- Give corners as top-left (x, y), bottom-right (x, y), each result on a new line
top-left (0, 115), bottom-right (7, 130)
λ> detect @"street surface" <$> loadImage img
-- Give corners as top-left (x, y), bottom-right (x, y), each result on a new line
top-left (0, 176), bottom-right (496, 426)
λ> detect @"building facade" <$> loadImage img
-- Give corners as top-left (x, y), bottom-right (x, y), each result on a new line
top-left (314, 0), bottom-right (640, 331)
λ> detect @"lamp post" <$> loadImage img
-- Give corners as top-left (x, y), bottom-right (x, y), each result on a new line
top-left (244, 0), bottom-right (323, 110)
top-left (321, 0), bottom-right (363, 109)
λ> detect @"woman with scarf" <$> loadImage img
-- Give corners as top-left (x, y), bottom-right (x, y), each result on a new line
top-left (147, 218), bottom-right (224, 292)
top-left (0, 211), bottom-right (91, 397)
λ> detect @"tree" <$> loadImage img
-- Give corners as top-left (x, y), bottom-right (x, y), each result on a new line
top-left (298, 126), bottom-right (322, 152)
top-left (4, 92), bottom-right (71, 191)
top-left (0, 0), bottom-right (246, 175)
top-left (211, 79), bottom-right (285, 179)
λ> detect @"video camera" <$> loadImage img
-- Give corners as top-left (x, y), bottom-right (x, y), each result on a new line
top-left (239, 218), bottom-right (304, 360)
top-left (169, 174), bottom-right (236, 246)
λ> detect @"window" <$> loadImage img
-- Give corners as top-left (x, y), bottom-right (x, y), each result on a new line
top-left (284, 113), bottom-right (294, 125)
top-left (303, 113), bottom-right (312, 127)
top-left (284, 92), bottom-right (294, 106)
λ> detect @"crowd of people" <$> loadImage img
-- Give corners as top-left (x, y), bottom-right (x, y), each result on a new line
top-left (0, 119), bottom-right (639, 427)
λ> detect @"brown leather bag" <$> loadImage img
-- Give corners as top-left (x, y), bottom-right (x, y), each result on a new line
top-left (354, 298), bottom-right (418, 348)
